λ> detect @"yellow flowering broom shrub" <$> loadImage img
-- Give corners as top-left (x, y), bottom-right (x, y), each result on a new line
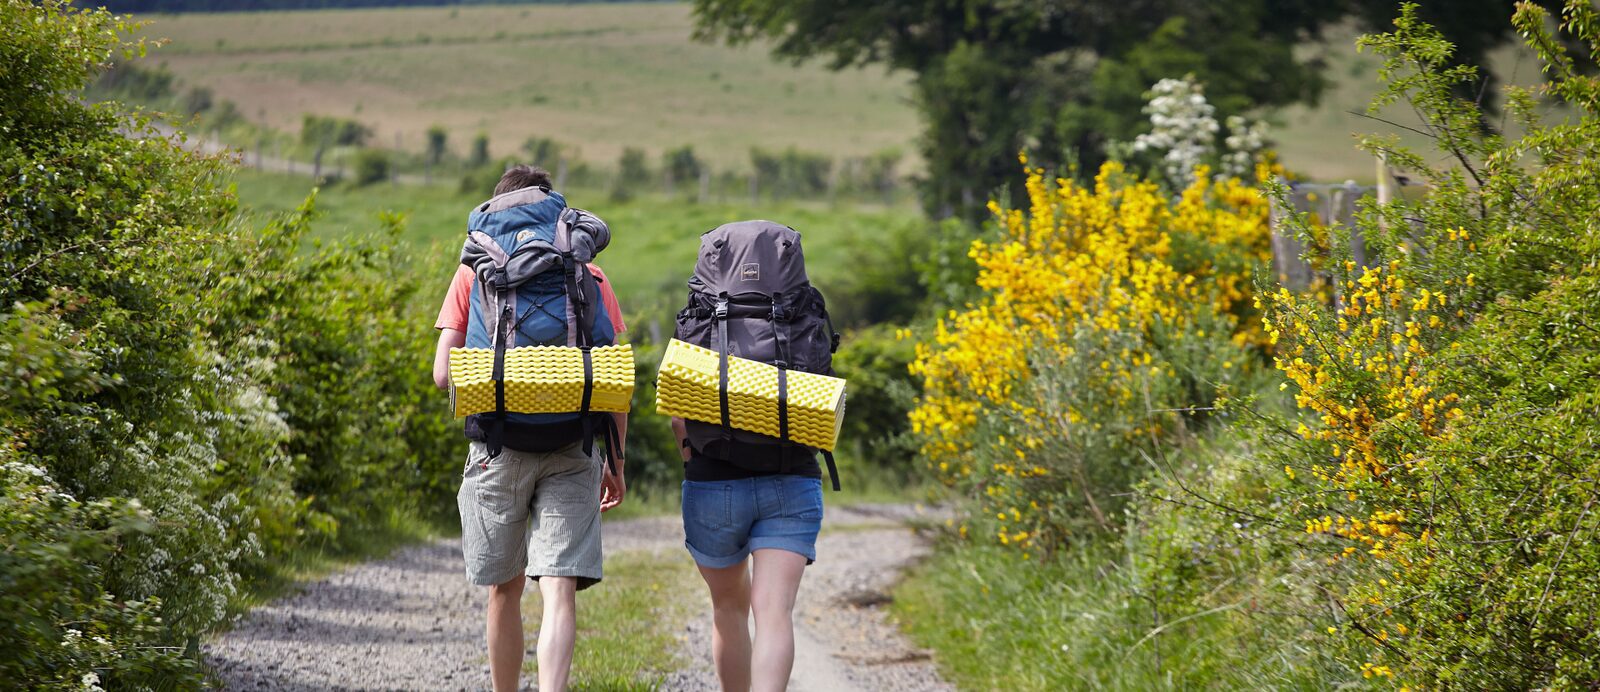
top-left (1256, 3), bottom-right (1600, 685)
top-left (909, 157), bottom-right (1273, 551)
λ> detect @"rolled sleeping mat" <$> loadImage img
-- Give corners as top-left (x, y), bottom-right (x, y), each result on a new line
top-left (654, 338), bottom-right (846, 451)
top-left (449, 344), bottom-right (635, 418)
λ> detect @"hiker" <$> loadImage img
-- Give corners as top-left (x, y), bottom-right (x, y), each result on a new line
top-left (431, 164), bottom-right (628, 692)
top-left (669, 220), bottom-right (841, 692)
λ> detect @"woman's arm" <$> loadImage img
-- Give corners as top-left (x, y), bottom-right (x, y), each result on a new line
top-left (433, 328), bottom-right (465, 390)
top-left (670, 417), bottom-right (691, 461)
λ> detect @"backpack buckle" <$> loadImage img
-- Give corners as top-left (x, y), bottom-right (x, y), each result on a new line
top-left (714, 300), bottom-right (729, 319)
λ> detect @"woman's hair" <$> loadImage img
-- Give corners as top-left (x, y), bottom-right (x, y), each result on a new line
top-left (494, 164), bottom-right (553, 195)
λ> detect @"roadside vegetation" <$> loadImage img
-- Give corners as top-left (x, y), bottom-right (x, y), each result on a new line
top-left (894, 3), bottom-right (1600, 687)
top-left (2, 2), bottom-right (456, 684)
top-left (11, 0), bottom-right (1600, 688)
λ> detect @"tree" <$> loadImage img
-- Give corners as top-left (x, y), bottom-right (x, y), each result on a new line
top-left (693, 0), bottom-right (1577, 218)
top-left (610, 146), bottom-right (651, 202)
top-left (662, 145), bottom-right (703, 195)
top-left (352, 148), bottom-right (391, 186)
top-left (468, 131), bottom-right (490, 168)
top-left (425, 124), bottom-right (447, 183)
top-left (521, 136), bottom-right (563, 167)
top-left (300, 115), bottom-right (369, 181)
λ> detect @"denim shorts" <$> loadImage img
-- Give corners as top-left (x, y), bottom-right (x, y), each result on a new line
top-left (681, 475), bottom-right (824, 568)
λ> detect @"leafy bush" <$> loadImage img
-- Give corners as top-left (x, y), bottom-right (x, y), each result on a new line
top-left (616, 335), bottom-right (682, 497)
top-left (1251, 3), bottom-right (1600, 685)
top-left (908, 157), bottom-right (1272, 551)
top-left (906, 3), bottom-right (1600, 688)
top-left (0, 459), bottom-right (204, 689)
top-left (830, 324), bottom-right (919, 475)
top-left (352, 148), bottom-right (392, 186)
top-left (0, 1), bottom-right (455, 681)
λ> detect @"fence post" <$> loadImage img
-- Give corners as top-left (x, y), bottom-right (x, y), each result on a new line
top-left (1269, 181), bottom-right (1316, 293)
top-left (1341, 180), bottom-right (1369, 269)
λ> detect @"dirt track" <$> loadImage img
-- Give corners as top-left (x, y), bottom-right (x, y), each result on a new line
top-left (204, 504), bottom-right (950, 691)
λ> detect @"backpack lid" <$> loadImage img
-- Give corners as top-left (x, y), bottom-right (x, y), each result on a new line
top-left (693, 220), bottom-right (808, 296)
top-left (467, 187), bottom-right (565, 253)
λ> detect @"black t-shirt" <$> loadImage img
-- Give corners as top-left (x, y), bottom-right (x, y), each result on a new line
top-left (684, 451), bottom-right (823, 481)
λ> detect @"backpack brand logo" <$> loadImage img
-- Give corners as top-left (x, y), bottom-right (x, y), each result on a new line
top-left (516, 230), bottom-right (536, 244)
top-left (740, 263), bottom-right (761, 282)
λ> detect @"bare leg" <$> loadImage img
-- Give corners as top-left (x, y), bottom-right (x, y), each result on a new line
top-left (699, 559), bottom-right (753, 692)
top-left (536, 576), bottom-right (578, 692)
top-left (749, 549), bottom-right (807, 692)
top-left (486, 576), bottom-right (526, 692)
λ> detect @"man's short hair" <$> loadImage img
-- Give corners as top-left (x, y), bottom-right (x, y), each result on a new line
top-left (494, 164), bottom-right (553, 195)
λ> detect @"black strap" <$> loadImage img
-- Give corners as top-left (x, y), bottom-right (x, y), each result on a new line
top-left (714, 296), bottom-right (732, 441)
top-left (603, 414), bottom-right (621, 475)
top-left (776, 366), bottom-right (791, 473)
top-left (487, 298), bottom-right (512, 457)
top-left (771, 294), bottom-right (795, 472)
top-left (579, 347), bottom-right (594, 415)
top-left (822, 450), bottom-right (840, 491)
top-left (564, 253), bottom-right (590, 348)
top-left (770, 293), bottom-right (791, 367)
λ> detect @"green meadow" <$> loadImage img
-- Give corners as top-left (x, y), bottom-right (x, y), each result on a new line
top-left (135, 3), bottom-right (918, 169)
top-left (229, 169), bottom-right (919, 323)
top-left (139, 4), bottom-right (1550, 183)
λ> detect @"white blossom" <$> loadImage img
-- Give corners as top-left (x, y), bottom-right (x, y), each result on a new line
top-left (1131, 76), bottom-right (1266, 187)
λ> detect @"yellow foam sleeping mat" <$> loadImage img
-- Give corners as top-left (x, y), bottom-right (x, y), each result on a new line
top-left (449, 344), bottom-right (635, 418)
top-left (654, 338), bottom-right (846, 451)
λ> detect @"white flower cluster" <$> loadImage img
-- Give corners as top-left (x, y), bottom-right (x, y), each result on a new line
top-left (1131, 75), bottom-right (1266, 186)
top-left (1132, 76), bottom-right (1219, 184)
top-left (1220, 115), bottom-right (1268, 180)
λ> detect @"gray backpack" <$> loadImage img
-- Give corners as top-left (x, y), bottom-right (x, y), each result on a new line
top-left (673, 220), bottom-right (842, 490)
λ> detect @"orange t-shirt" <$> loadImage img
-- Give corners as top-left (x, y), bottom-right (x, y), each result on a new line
top-left (435, 264), bottom-right (627, 336)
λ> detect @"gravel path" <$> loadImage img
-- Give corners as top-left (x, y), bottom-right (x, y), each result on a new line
top-left (205, 504), bottom-right (949, 691)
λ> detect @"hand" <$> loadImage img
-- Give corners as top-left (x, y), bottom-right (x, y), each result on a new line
top-left (600, 458), bottom-right (626, 512)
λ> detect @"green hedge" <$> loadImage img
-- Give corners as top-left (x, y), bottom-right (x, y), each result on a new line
top-left (0, 1), bottom-right (455, 683)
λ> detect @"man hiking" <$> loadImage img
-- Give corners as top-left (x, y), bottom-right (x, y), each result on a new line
top-left (431, 164), bottom-right (629, 691)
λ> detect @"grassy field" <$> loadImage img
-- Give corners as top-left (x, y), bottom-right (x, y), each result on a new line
top-left (135, 3), bottom-right (916, 169)
top-left (1272, 22), bottom-right (1558, 181)
top-left (145, 5), bottom-right (1557, 183)
top-left (229, 169), bottom-right (920, 325)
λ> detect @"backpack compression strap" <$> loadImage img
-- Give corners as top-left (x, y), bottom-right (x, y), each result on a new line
top-left (469, 232), bottom-right (516, 459)
top-left (771, 293), bottom-right (793, 474)
top-left (771, 294), bottom-right (838, 490)
top-left (714, 295), bottom-right (733, 441)
top-left (488, 295), bottom-right (512, 457)
top-left (822, 451), bottom-right (840, 491)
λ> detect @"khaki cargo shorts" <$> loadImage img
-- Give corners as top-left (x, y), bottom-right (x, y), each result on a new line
top-left (457, 441), bottom-right (604, 589)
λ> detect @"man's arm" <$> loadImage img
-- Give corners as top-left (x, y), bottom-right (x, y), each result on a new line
top-left (600, 412), bottom-right (628, 512)
top-left (433, 328), bottom-right (465, 390)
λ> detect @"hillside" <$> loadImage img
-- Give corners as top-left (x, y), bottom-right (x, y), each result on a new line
top-left (131, 3), bottom-right (917, 170)
top-left (128, 4), bottom-right (1560, 183)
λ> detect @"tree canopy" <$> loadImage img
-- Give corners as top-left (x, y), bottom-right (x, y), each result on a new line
top-left (693, 0), bottom-right (1573, 217)
top-left (101, 0), bottom-right (652, 12)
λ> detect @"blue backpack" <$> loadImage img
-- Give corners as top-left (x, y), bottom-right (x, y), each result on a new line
top-left (458, 185), bottom-right (618, 460)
